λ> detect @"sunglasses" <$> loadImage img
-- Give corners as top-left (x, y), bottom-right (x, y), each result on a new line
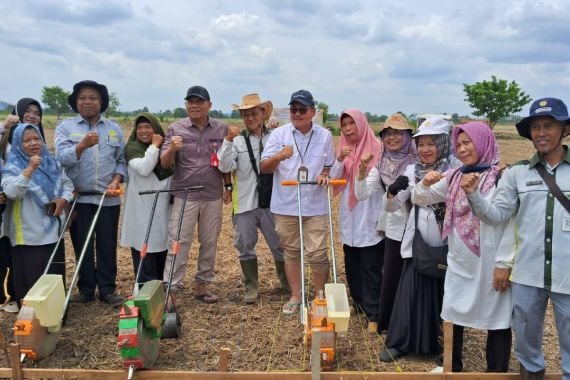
top-left (289, 107), bottom-right (313, 115)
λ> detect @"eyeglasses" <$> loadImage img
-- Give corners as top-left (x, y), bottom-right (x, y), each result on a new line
top-left (241, 110), bottom-right (261, 119)
top-left (289, 107), bottom-right (313, 115)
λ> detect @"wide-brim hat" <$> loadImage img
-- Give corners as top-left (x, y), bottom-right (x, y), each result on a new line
top-left (413, 117), bottom-right (452, 138)
top-left (516, 97), bottom-right (570, 140)
top-left (68, 80), bottom-right (109, 114)
top-left (379, 113), bottom-right (414, 136)
top-left (232, 93), bottom-right (273, 122)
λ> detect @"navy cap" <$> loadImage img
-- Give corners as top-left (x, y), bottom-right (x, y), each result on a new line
top-left (185, 85), bottom-right (210, 101)
top-left (516, 97), bottom-right (570, 139)
top-left (288, 89), bottom-right (315, 107)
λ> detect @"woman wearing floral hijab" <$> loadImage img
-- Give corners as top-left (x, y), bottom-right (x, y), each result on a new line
top-left (1, 124), bottom-right (73, 305)
top-left (355, 113), bottom-right (417, 332)
top-left (413, 121), bottom-right (513, 372)
top-left (120, 113), bottom-right (172, 286)
top-left (380, 118), bottom-right (459, 361)
top-left (330, 108), bottom-right (383, 332)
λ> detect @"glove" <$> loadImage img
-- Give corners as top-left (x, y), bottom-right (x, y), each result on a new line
top-left (387, 175), bottom-right (409, 196)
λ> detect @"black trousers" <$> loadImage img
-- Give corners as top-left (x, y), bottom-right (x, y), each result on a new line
top-left (11, 243), bottom-right (65, 302)
top-left (131, 248), bottom-right (167, 287)
top-left (377, 238), bottom-right (404, 331)
top-left (452, 324), bottom-right (512, 372)
top-left (343, 240), bottom-right (384, 322)
top-left (0, 236), bottom-right (14, 304)
top-left (70, 203), bottom-right (120, 298)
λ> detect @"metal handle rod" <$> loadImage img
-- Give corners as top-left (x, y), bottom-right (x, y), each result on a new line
top-left (43, 197), bottom-right (78, 275)
top-left (133, 191), bottom-right (160, 296)
top-left (62, 192), bottom-right (107, 318)
top-left (297, 183), bottom-right (307, 325)
top-left (139, 186), bottom-right (204, 195)
top-left (326, 185), bottom-right (337, 283)
top-left (163, 188), bottom-right (191, 311)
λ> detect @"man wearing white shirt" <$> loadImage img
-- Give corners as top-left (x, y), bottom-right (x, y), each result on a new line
top-left (261, 90), bottom-right (335, 315)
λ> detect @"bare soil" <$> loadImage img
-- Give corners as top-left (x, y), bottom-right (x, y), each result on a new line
top-left (0, 123), bottom-right (563, 374)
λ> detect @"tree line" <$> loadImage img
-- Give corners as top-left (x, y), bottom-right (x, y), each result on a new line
top-left (5, 76), bottom-right (531, 129)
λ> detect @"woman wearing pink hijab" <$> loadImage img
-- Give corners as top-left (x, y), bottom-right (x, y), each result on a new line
top-left (330, 109), bottom-right (383, 332)
top-left (413, 122), bottom-right (513, 372)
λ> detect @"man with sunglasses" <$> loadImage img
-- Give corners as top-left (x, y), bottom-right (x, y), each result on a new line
top-left (261, 89), bottom-right (335, 315)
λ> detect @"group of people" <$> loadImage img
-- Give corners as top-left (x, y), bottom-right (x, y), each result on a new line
top-left (0, 82), bottom-right (568, 379)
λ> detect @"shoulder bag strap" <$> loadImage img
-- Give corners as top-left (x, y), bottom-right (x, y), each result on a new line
top-left (244, 134), bottom-right (259, 178)
top-left (535, 164), bottom-right (570, 213)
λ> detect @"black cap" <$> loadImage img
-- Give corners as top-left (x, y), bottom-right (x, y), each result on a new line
top-left (185, 85), bottom-right (210, 101)
top-left (68, 80), bottom-right (109, 113)
top-left (288, 89), bottom-right (315, 107)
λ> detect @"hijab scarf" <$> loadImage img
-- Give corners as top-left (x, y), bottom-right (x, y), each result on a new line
top-left (378, 130), bottom-right (416, 186)
top-left (442, 122), bottom-right (500, 256)
top-left (334, 109), bottom-right (382, 210)
top-left (2, 124), bottom-right (64, 208)
top-left (125, 112), bottom-right (173, 181)
top-left (9, 98), bottom-right (45, 143)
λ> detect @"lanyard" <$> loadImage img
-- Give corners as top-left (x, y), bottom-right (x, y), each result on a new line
top-left (292, 130), bottom-right (314, 164)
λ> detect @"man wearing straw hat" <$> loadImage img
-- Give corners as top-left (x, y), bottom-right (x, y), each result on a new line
top-left (218, 94), bottom-right (289, 304)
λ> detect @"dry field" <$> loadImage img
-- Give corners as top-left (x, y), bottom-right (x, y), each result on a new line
top-left (0, 121), bottom-right (564, 375)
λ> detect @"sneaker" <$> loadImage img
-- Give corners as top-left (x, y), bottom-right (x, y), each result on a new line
top-left (70, 293), bottom-right (95, 303)
top-left (1, 301), bottom-right (19, 313)
top-left (101, 294), bottom-right (125, 307)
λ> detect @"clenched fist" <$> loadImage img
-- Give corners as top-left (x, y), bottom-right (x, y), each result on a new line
top-left (460, 172), bottom-right (480, 194)
top-left (422, 170), bottom-right (444, 187)
top-left (225, 126), bottom-right (241, 142)
top-left (151, 134), bottom-right (164, 148)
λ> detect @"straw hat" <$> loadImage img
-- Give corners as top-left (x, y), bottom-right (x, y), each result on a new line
top-left (232, 93), bottom-right (273, 122)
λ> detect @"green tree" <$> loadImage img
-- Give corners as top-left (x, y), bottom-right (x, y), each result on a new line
top-left (317, 101), bottom-right (329, 123)
top-left (106, 92), bottom-right (121, 116)
top-left (463, 76), bottom-right (532, 128)
top-left (173, 107), bottom-right (186, 118)
top-left (41, 86), bottom-right (71, 119)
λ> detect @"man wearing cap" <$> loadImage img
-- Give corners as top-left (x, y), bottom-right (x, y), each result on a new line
top-left (261, 89), bottom-right (335, 315)
top-left (217, 94), bottom-right (288, 304)
top-left (464, 97), bottom-right (570, 380)
top-left (55, 80), bottom-right (126, 306)
top-left (160, 85), bottom-right (229, 304)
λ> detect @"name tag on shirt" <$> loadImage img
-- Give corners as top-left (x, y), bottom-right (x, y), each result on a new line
top-left (563, 216), bottom-right (570, 232)
top-left (526, 180), bottom-right (543, 186)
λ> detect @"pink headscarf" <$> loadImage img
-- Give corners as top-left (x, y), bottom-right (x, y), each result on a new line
top-left (334, 109), bottom-right (382, 210)
top-left (442, 121), bottom-right (500, 256)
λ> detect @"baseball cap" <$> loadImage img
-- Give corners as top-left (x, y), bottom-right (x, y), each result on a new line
top-left (288, 89), bottom-right (315, 107)
top-left (185, 86), bottom-right (210, 101)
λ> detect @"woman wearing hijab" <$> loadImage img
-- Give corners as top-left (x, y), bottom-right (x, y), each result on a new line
top-left (329, 109), bottom-right (383, 332)
top-left (355, 113), bottom-right (417, 332)
top-left (0, 98), bottom-right (46, 311)
top-left (413, 121), bottom-right (513, 372)
top-left (1, 124), bottom-right (73, 305)
top-left (379, 118), bottom-right (459, 361)
top-left (120, 113), bottom-right (172, 286)
top-left (0, 98), bottom-right (45, 161)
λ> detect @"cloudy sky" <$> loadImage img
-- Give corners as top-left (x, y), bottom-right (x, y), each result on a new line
top-left (1, 0), bottom-right (569, 117)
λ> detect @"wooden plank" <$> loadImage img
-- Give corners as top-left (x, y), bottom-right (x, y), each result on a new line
top-left (218, 347), bottom-right (231, 372)
top-left (443, 321), bottom-right (453, 373)
top-left (9, 343), bottom-right (23, 380)
top-left (0, 368), bottom-right (563, 380)
top-left (311, 331), bottom-right (320, 380)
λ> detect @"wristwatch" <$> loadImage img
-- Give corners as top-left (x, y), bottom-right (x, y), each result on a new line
top-left (224, 183), bottom-right (233, 191)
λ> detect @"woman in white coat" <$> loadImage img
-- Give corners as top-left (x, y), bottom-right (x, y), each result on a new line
top-left (120, 113), bottom-right (172, 286)
top-left (413, 121), bottom-right (513, 372)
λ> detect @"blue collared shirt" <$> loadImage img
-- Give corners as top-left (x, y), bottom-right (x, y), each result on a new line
top-left (55, 115), bottom-right (126, 206)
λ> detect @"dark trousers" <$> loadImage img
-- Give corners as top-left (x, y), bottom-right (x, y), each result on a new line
top-left (0, 236), bottom-right (14, 304)
top-left (452, 324), bottom-right (512, 372)
top-left (343, 240), bottom-right (384, 321)
top-left (377, 238), bottom-right (404, 330)
top-left (70, 203), bottom-right (120, 298)
top-left (11, 243), bottom-right (65, 302)
top-left (131, 247), bottom-right (167, 287)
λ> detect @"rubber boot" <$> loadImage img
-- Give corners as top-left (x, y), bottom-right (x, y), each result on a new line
top-left (240, 259), bottom-right (258, 304)
top-left (274, 260), bottom-right (290, 294)
top-left (520, 365), bottom-right (545, 380)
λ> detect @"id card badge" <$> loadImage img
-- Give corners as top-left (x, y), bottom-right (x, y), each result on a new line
top-left (298, 166), bottom-right (308, 183)
top-left (563, 216), bottom-right (570, 232)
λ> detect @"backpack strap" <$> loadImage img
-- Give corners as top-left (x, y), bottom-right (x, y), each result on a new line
top-left (535, 164), bottom-right (570, 213)
top-left (244, 134), bottom-right (259, 178)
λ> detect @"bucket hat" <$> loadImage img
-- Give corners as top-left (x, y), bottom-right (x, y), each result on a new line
top-left (68, 80), bottom-right (109, 113)
top-left (516, 97), bottom-right (570, 140)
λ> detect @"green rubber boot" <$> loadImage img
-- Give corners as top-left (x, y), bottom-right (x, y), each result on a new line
top-left (240, 259), bottom-right (258, 304)
top-left (275, 260), bottom-right (290, 294)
